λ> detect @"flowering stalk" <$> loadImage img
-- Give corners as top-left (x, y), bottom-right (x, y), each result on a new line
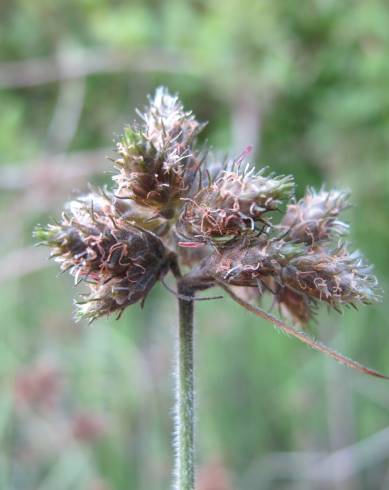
top-left (35, 87), bottom-right (388, 490)
top-left (175, 282), bottom-right (195, 490)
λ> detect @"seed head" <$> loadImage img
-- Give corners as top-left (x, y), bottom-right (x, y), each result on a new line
top-left (34, 86), bottom-right (383, 372)
top-left (144, 87), bottom-right (203, 156)
top-left (280, 188), bottom-right (349, 244)
top-left (34, 192), bottom-right (169, 320)
top-left (206, 239), bottom-right (304, 285)
top-left (113, 87), bottom-right (205, 219)
top-left (177, 161), bottom-right (294, 246)
top-left (282, 244), bottom-right (381, 309)
top-left (177, 187), bottom-right (254, 246)
top-left (218, 164), bottom-right (294, 217)
top-left (204, 236), bottom-right (380, 319)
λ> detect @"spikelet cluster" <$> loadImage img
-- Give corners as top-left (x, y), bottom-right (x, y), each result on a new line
top-left (279, 188), bottom-right (350, 244)
top-left (34, 192), bottom-right (169, 321)
top-left (177, 163), bottom-right (294, 245)
top-left (113, 87), bottom-right (204, 219)
top-left (205, 186), bottom-right (380, 324)
top-left (35, 88), bottom-right (380, 325)
top-left (282, 245), bottom-right (379, 309)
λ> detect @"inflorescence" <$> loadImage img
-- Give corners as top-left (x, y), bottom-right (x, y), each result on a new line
top-left (35, 87), bottom-right (381, 326)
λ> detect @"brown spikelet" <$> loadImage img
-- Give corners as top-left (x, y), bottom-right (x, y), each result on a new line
top-left (205, 239), bottom-right (304, 286)
top-left (34, 191), bottom-right (169, 320)
top-left (276, 286), bottom-right (313, 326)
top-left (282, 244), bottom-right (381, 309)
top-left (112, 87), bottom-right (205, 219)
top-left (280, 188), bottom-right (349, 244)
top-left (177, 160), bottom-right (294, 246)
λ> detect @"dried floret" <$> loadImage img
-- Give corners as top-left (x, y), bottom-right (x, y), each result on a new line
top-left (75, 272), bottom-right (160, 322)
top-left (275, 286), bottom-right (315, 326)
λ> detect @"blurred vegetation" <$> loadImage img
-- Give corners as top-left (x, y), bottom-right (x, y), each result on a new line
top-left (1, 1), bottom-right (389, 489)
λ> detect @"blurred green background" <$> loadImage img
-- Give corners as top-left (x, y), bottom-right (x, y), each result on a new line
top-left (1, 1), bottom-right (389, 489)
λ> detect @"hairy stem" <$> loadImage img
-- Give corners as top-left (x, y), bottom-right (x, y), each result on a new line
top-left (219, 281), bottom-right (388, 380)
top-left (174, 281), bottom-right (195, 490)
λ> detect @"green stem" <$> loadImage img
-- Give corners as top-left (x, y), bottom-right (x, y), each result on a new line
top-left (174, 281), bottom-right (195, 490)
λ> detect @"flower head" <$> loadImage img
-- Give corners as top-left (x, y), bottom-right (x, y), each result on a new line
top-left (34, 191), bottom-right (169, 321)
top-left (112, 87), bottom-right (205, 219)
top-left (34, 87), bottom-right (383, 367)
top-left (282, 244), bottom-right (381, 309)
top-left (203, 236), bottom-right (380, 323)
top-left (177, 160), bottom-right (294, 246)
top-left (207, 238), bottom-right (304, 285)
top-left (217, 164), bottom-right (294, 217)
top-left (280, 188), bottom-right (350, 244)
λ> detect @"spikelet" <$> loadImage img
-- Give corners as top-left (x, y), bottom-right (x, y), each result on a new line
top-left (282, 244), bottom-right (381, 309)
top-left (280, 188), bottom-right (349, 244)
top-left (34, 192), bottom-right (169, 320)
top-left (74, 273), bottom-right (160, 322)
top-left (203, 237), bottom-right (380, 316)
top-left (275, 286), bottom-right (314, 326)
top-left (177, 159), bottom-right (294, 246)
top-left (205, 238), bottom-right (305, 285)
top-left (112, 87), bottom-right (205, 219)
top-left (218, 164), bottom-right (294, 217)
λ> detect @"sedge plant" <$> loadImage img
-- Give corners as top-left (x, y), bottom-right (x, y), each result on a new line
top-left (35, 88), bottom-right (387, 490)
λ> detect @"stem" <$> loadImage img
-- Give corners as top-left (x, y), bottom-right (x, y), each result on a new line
top-left (219, 281), bottom-right (389, 380)
top-left (174, 281), bottom-right (195, 490)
